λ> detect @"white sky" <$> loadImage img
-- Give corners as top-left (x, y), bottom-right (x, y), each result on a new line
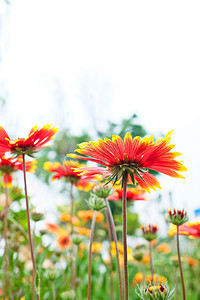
top-left (0, 0), bottom-right (200, 224)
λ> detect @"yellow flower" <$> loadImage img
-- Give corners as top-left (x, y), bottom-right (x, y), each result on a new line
top-left (92, 242), bottom-right (103, 253)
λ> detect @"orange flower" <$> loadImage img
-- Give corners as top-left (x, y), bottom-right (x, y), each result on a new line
top-left (186, 256), bottom-right (199, 267)
top-left (67, 131), bottom-right (186, 192)
top-left (0, 125), bottom-right (58, 157)
top-left (44, 160), bottom-right (94, 191)
top-left (77, 210), bottom-right (104, 223)
top-left (168, 222), bottom-right (200, 239)
top-left (145, 274), bottom-right (166, 284)
top-left (108, 185), bottom-right (147, 201)
top-left (57, 234), bottom-right (71, 249)
top-left (142, 254), bottom-right (150, 264)
top-left (60, 213), bottom-right (80, 225)
top-left (46, 222), bottom-right (61, 234)
top-left (75, 226), bottom-right (91, 237)
top-left (0, 156), bottom-right (36, 187)
top-left (132, 272), bottom-right (144, 286)
top-left (156, 243), bottom-right (171, 254)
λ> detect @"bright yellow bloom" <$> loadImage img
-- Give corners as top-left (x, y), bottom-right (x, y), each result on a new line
top-left (92, 242), bottom-right (103, 253)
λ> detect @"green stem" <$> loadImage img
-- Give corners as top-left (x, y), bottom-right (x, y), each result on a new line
top-left (149, 242), bottom-right (154, 278)
top-left (3, 174), bottom-right (9, 299)
top-left (122, 171), bottom-right (129, 300)
top-left (105, 208), bottom-right (114, 300)
top-left (87, 210), bottom-right (97, 300)
top-left (70, 183), bottom-right (76, 296)
top-left (22, 154), bottom-right (40, 300)
top-left (177, 226), bottom-right (186, 300)
top-left (52, 282), bottom-right (56, 300)
top-left (106, 200), bottom-right (123, 300)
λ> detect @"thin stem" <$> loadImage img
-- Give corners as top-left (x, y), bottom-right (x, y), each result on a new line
top-left (149, 242), bottom-right (154, 278)
top-left (87, 210), bottom-right (97, 300)
top-left (122, 171), bottom-right (129, 300)
top-left (52, 282), bottom-right (56, 300)
top-left (177, 226), bottom-right (186, 300)
top-left (70, 183), bottom-right (76, 295)
top-left (106, 200), bottom-right (123, 300)
top-left (70, 183), bottom-right (74, 235)
top-left (22, 154), bottom-right (40, 300)
top-left (8, 216), bottom-right (29, 240)
top-left (105, 208), bottom-right (114, 300)
top-left (3, 174), bottom-right (9, 299)
top-left (174, 267), bottom-right (179, 300)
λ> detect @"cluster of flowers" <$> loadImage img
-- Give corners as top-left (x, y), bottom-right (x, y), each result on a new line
top-left (0, 124), bottom-right (194, 300)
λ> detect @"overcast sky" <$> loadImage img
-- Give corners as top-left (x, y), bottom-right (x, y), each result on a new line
top-left (0, 0), bottom-right (200, 223)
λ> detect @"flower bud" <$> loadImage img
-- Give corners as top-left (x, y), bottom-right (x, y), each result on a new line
top-left (92, 183), bottom-right (113, 199)
top-left (60, 291), bottom-right (75, 300)
top-left (168, 209), bottom-right (188, 226)
top-left (141, 224), bottom-right (158, 242)
top-left (71, 234), bottom-right (84, 246)
top-left (86, 195), bottom-right (107, 211)
top-left (134, 251), bottom-right (144, 262)
top-left (46, 268), bottom-right (57, 281)
top-left (137, 281), bottom-right (175, 300)
top-left (30, 210), bottom-right (44, 222)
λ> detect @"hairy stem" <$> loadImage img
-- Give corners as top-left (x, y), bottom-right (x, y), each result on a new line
top-left (105, 208), bottom-right (114, 300)
top-left (87, 210), bottom-right (97, 300)
top-left (106, 199), bottom-right (123, 300)
top-left (22, 154), bottom-right (40, 300)
top-left (70, 183), bottom-right (76, 296)
top-left (122, 171), bottom-right (129, 300)
top-left (3, 174), bottom-right (9, 299)
top-left (149, 242), bottom-right (154, 278)
top-left (177, 226), bottom-right (186, 300)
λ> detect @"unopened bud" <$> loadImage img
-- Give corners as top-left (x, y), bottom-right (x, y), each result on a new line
top-left (141, 224), bottom-right (158, 242)
top-left (31, 210), bottom-right (44, 222)
top-left (92, 183), bottom-right (113, 199)
top-left (168, 208), bottom-right (188, 226)
top-left (86, 195), bottom-right (107, 211)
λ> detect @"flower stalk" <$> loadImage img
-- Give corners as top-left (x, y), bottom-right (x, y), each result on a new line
top-left (22, 154), bottom-right (40, 300)
top-left (70, 183), bottom-right (76, 295)
top-left (105, 208), bottom-right (114, 300)
top-left (149, 242), bottom-right (154, 278)
top-left (177, 226), bottom-right (186, 300)
top-left (87, 210), bottom-right (97, 300)
top-left (106, 199), bottom-right (123, 300)
top-left (122, 171), bottom-right (129, 300)
top-left (3, 174), bottom-right (9, 299)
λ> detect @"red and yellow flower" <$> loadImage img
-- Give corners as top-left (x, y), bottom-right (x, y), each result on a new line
top-left (168, 222), bottom-right (200, 239)
top-left (44, 160), bottom-right (94, 191)
top-left (57, 234), bottom-right (71, 249)
top-left (67, 131), bottom-right (186, 192)
top-left (108, 185), bottom-right (147, 201)
top-left (0, 156), bottom-right (36, 187)
top-left (46, 222), bottom-right (61, 234)
top-left (0, 125), bottom-right (58, 157)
